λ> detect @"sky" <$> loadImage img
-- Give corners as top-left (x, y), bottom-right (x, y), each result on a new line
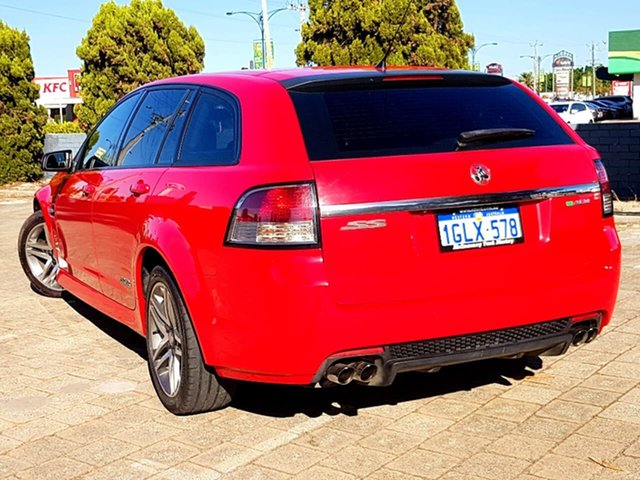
top-left (0, 0), bottom-right (638, 80)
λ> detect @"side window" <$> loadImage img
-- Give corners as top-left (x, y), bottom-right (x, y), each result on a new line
top-left (157, 91), bottom-right (195, 165)
top-left (117, 89), bottom-right (188, 167)
top-left (571, 103), bottom-right (586, 113)
top-left (79, 93), bottom-right (140, 169)
top-left (177, 91), bottom-right (239, 166)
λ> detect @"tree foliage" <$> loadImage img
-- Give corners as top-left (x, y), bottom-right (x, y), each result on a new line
top-left (0, 21), bottom-right (48, 184)
top-left (296, 0), bottom-right (474, 68)
top-left (76, 0), bottom-right (205, 130)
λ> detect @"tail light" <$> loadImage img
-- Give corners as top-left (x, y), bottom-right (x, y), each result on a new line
top-left (594, 160), bottom-right (613, 217)
top-left (226, 183), bottom-right (319, 247)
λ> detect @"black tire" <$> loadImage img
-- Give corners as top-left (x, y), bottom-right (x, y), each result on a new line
top-left (145, 265), bottom-right (234, 415)
top-left (18, 210), bottom-right (64, 298)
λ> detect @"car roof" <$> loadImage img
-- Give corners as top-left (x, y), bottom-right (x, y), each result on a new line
top-left (148, 67), bottom-right (511, 90)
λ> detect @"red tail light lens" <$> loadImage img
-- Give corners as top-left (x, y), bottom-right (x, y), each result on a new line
top-left (227, 183), bottom-right (319, 246)
top-left (594, 160), bottom-right (613, 217)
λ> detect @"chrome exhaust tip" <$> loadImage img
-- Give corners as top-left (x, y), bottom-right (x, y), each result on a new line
top-left (585, 327), bottom-right (598, 343)
top-left (352, 362), bottom-right (378, 383)
top-left (325, 363), bottom-right (355, 385)
top-left (572, 329), bottom-right (588, 346)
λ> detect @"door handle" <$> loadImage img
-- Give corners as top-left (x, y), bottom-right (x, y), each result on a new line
top-left (81, 184), bottom-right (96, 196)
top-left (130, 181), bottom-right (151, 196)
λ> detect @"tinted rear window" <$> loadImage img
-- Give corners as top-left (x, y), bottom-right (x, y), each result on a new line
top-left (289, 81), bottom-right (573, 161)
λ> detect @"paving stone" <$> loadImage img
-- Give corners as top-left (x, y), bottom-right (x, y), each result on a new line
top-left (529, 453), bottom-right (602, 480)
top-left (365, 468), bottom-right (424, 480)
top-left (487, 434), bottom-right (555, 462)
top-left (600, 401), bottom-right (640, 424)
top-left (513, 416), bottom-right (578, 442)
top-left (577, 416), bottom-right (640, 444)
top-left (420, 431), bottom-right (491, 459)
top-left (449, 414), bottom-right (518, 439)
top-left (294, 427), bottom-right (360, 453)
top-left (387, 413), bottom-right (453, 438)
top-left (126, 439), bottom-right (200, 470)
top-left (317, 445), bottom-right (395, 477)
top-left (357, 428), bottom-right (422, 454)
top-left (15, 458), bottom-right (91, 480)
top-left (453, 452), bottom-right (530, 480)
top-left (149, 462), bottom-right (222, 480)
top-left (418, 397), bottom-right (480, 420)
top-left (222, 464), bottom-right (291, 480)
top-left (292, 465), bottom-right (355, 480)
top-left (544, 361), bottom-right (601, 379)
top-left (598, 362), bottom-right (640, 380)
top-left (499, 384), bottom-right (562, 405)
top-left (559, 387), bottom-right (622, 407)
top-left (536, 399), bottom-right (602, 424)
top-left (254, 444), bottom-right (328, 475)
top-left (327, 414), bottom-right (391, 437)
top-left (69, 438), bottom-right (138, 466)
top-left (552, 433), bottom-right (625, 460)
top-left (580, 374), bottom-right (638, 393)
top-left (386, 448), bottom-right (460, 479)
top-left (475, 397), bottom-right (540, 422)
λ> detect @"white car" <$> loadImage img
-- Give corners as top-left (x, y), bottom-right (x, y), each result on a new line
top-left (550, 101), bottom-right (596, 125)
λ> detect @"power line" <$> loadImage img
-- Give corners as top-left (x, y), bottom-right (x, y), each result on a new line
top-left (0, 4), bottom-right (89, 23)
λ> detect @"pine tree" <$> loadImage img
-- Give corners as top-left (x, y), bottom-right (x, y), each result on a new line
top-left (296, 0), bottom-right (474, 69)
top-left (0, 21), bottom-right (48, 184)
top-left (76, 0), bottom-right (205, 130)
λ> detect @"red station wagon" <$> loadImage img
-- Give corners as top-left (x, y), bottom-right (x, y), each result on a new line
top-left (18, 68), bottom-right (621, 414)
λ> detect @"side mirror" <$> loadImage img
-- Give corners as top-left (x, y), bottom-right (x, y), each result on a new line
top-left (42, 150), bottom-right (72, 172)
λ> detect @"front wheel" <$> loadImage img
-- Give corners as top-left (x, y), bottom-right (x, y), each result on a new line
top-left (145, 265), bottom-right (234, 415)
top-left (18, 210), bottom-right (64, 298)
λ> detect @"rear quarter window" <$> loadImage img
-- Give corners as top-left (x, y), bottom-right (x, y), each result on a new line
top-left (289, 79), bottom-right (574, 161)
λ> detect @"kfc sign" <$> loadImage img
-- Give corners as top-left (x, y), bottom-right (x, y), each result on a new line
top-left (34, 69), bottom-right (81, 103)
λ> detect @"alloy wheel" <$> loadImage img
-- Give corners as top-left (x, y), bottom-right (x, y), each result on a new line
top-left (24, 223), bottom-right (63, 292)
top-left (148, 282), bottom-right (183, 397)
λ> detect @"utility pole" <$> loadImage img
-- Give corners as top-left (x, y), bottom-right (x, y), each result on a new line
top-left (261, 0), bottom-right (274, 69)
top-left (287, 1), bottom-right (308, 32)
top-left (530, 41), bottom-right (542, 94)
top-left (587, 41), bottom-right (606, 98)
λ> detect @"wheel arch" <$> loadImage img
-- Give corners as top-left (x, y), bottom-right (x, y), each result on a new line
top-left (134, 222), bottom-right (217, 365)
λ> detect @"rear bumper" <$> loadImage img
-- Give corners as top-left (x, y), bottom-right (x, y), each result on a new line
top-left (312, 316), bottom-right (600, 387)
top-left (183, 231), bottom-right (620, 385)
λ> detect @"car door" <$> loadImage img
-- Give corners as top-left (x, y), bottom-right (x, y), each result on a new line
top-left (569, 103), bottom-right (590, 124)
top-left (52, 93), bottom-right (142, 291)
top-left (91, 87), bottom-right (192, 311)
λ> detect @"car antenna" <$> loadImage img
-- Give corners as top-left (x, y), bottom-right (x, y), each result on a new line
top-left (375, 0), bottom-right (415, 72)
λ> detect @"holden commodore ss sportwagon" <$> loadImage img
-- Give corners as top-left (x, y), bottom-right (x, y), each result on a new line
top-left (18, 68), bottom-right (621, 414)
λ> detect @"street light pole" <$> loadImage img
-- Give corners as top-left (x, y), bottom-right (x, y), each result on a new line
top-left (537, 54), bottom-right (553, 93)
top-left (226, 7), bottom-right (290, 69)
top-left (470, 42), bottom-right (498, 71)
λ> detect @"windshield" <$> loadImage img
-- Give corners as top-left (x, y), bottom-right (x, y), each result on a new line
top-left (551, 104), bottom-right (569, 113)
top-left (290, 81), bottom-right (574, 161)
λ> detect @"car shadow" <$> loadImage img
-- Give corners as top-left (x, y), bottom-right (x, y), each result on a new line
top-left (232, 356), bottom-right (543, 419)
top-left (62, 292), bottom-right (545, 419)
top-left (62, 292), bottom-right (148, 360)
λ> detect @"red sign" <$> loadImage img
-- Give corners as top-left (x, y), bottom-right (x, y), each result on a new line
top-left (67, 69), bottom-right (81, 98)
top-left (612, 80), bottom-right (632, 96)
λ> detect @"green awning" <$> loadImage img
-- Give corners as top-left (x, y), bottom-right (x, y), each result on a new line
top-left (609, 30), bottom-right (640, 74)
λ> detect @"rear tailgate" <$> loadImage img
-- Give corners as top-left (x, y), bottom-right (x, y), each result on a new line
top-left (287, 72), bottom-right (609, 320)
top-left (312, 145), bottom-right (601, 306)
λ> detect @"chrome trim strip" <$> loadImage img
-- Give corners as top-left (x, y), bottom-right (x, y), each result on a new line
top-left (320, 183), bottom-right (600, 218)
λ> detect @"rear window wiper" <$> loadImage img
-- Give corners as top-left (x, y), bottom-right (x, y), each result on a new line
top-left (456, 128), bottom-right (535, 149)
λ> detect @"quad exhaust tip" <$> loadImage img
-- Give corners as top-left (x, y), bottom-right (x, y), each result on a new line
top-left (325, 363), bottom-right (355, 385)
top-left (572, 329), bottom-right (588, 346)
top-left (325, 361), bottom-right (378, 385)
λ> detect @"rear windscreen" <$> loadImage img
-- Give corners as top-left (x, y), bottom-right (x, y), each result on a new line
top-left (289, 81), bottom-right (574, 161)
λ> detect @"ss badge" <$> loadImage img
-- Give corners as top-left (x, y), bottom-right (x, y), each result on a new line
top-left (340, 219), bottom-right (387, 231)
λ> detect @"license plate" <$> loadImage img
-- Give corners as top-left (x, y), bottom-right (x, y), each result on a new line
top-left (437, 206), bottom-right (524, 251)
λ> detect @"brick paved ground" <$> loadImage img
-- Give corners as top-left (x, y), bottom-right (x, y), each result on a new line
top-left (1, 196), bottom-right (639, 480)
